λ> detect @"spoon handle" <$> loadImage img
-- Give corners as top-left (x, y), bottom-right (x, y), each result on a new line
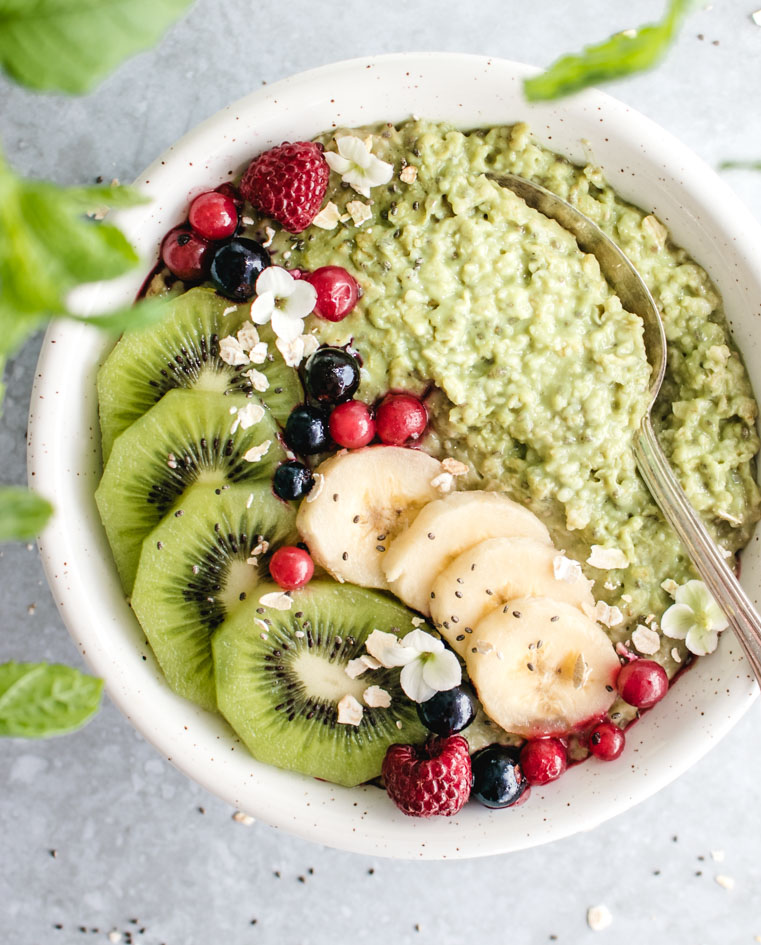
top-left (633, 414), bottom-right (761, 683)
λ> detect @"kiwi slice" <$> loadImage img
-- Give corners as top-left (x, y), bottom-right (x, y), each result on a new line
top-left (131, 483), bottom-right (296, 711)
top-left (95, 388), bottom-right (285, 593)
top-left (97, 287), bottom-right (302, 461)
top-left (213, 581), bottom-right (428, 787)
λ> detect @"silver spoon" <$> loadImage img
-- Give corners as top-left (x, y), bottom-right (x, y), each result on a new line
top-left (490, 172), bottom-right (761, 682)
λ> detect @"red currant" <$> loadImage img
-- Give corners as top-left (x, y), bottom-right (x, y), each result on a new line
top-left (519, 738), bottom-right (568, 785)
top-left (269, 546), bottom-right (314, 591)
top-left (189, 191), bottom-right (239, 240)
top-left (214, 182), bottom-right (243, 208)
top-left (375, 394), bottom-right (428, 445)
top-left (160, 226), bottom-right (211, 282)
top-left (616, 659), bottom-right (669, 709)
top-left (329, 401), bottom-right (376, 449)
top-left (307, 266), bottom-right (359, 322)
top-left (588, 721), bottom-right (625, 761)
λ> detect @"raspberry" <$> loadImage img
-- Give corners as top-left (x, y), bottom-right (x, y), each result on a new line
top-left (240, 141), bottom-right (329, 234)
top-left (382, 735), bottom-right (471, 817)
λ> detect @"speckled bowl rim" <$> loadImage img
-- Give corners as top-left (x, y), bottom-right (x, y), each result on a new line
top-left (28, 53), bottom-right (761, 860)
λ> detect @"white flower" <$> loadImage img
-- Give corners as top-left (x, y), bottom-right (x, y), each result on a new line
top-left (325, 136), bottom-right (393, 198)
top-left (365, 627), bottom-right (461, 703)
top-left (661, 579), bottom-right (728, 656)
top-left (249, 267), bottom-right (317, 342)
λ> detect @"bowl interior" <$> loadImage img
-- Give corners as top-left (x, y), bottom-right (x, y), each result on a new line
top-left (28, 53), bottom-right (761, 859)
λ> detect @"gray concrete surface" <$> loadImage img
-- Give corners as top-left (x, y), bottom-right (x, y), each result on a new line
top-left (2, 1), bottom-right (761, 943)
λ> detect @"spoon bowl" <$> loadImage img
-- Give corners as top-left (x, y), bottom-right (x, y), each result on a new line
top-left (492, 172), bottom-right (761, 682)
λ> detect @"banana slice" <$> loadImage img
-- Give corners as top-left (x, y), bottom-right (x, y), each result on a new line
top-left (466, 597), bottom-right (620, 738)
top-left (431, 537), bottom-right (595, 656)
top-left (381, 491), bottom-right (551, 616)
top-left (296, 445), bottom-right (443, 588)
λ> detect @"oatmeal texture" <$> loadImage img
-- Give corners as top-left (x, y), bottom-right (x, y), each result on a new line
top-left (260, 119), bottom-right (760, 679)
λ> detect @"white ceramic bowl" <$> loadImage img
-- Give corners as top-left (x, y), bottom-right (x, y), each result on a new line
top-left (28, 53), bottom-right (761, 859)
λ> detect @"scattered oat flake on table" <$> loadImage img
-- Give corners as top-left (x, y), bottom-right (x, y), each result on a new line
top-left (232, 810), bottom-right (255, 826)
top-left (337, 694), bottom-right (364, 725)
top-left (259, 591), bottom-right (292, 611)
top-left (346, 200), bottom-right (373, 226)
top-left (710, 849), bottom-right (725, 862)
top-left (587, 545), bottom-right (629, 569)
top-left (108, 932), bottom-right (123, 944)
top-left (632, 625), bottom-right (661, 655)
top-left (243, 440), bottom-right (271, 463)
top-left (400, 164), bottom-right (418, 184)
top-left (752, 9), bottom-right (761, 25)
top-left (586, 905), bottom-right (613, 931)
top-left (714, 874), bottom-right (735, 890)
top-left (363, 685), bottom-right (392, 708)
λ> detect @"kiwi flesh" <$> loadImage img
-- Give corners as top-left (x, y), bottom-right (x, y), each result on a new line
top-left (131, 483), bottom-right (297, 711)
top-left (95, 388), bottom-right (285, 593)
top-left (97, 287), bottom-right (302, 461)
top-left (213, 581), bottom-right (428, 787)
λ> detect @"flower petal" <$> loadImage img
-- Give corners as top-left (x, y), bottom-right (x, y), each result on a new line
top-left (421, 649), bottom-right (461, 692)
top-left (256, 265), bottom-right (294, 296)
top-left (250, 292), bottom-right (275, 325)
top-left (362, 157), bottom-right (393, 189)
top-left (280, 279), bottom-right (317, 319)
top-left (271, 309), bottom-right (305, 343)
top-left (685, 626), bottom-right (719, 657)
top-left (365, 629), bottom-right (415, 668)
top-left (660, 603), bottom-right (695, 640)
top-left (400, 658), bottom-right (436, 703)
top-left (335, 135), bottom-right (371, 167)
top-left (400, 628), bottom-right (444, 655)
top-left (325, 151), bottom-right (351, 175)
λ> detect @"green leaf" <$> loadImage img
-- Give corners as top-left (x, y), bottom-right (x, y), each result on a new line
top-left (719, 160), bottom-right (761, 172)
top-left (524, 0), bottom-right (694, 102)
top-left (0, 151), bottom-right (154, 358)
top-left (0, 662), bottom-right (103, 737)
top-left (73, 294), bottom-right (171, 333)
top-left (0, 0), bottom-right (195, 94)
top-left (0, 487), bottom-right (53, 540)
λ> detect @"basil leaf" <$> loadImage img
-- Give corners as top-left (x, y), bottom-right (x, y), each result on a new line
top-left (719, 160), bottom-right (761, 172)
top-left (0, 0), bottom-right (194, 94)
top-left (0, 662), bottom-right (103, 737)
top-left (0, 152), bottom-right (165, 356)
top-left (0, 487), bottom-right (53, 540)
top-left (524, 0), bottom-right (694, 102)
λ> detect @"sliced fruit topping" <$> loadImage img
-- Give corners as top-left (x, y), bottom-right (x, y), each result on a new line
top-left (304, 347), bottom-right (360, 404)
top-left (295, 445), bottom-right (443, 588)
top-left (269, 545), bottom-right (314, 591)
top-left (97, 287), bottom-right (302, 460)
top-left (329, 400), bottom-right (375, 449)
top-left (160, 226), bottom-right (211, 282)
top-left (209, 237), bottom-right (271, 300)
top-left (616, 659), bottom-right (668, 708)
top-left (284, 404), bottom-right (332, 455)
top-left (240, 141), bottom-right (330, 234)
top-left (212, 581), bottom-right (427, 787)
top-left (471, 745), bottom-right (529, 809)
top-left (519, 737), bottom-right (568, 785)
top-left (416, 685), bottom-right (476, 737)
top-left (272, 460), bottom-right (314, 501)
top-left (465, 597), bottom-right (620, 739)
top-left (131, 483), bottom-right (296, 711)
top-left (382, 491), bottom-right (551, 617)
top-left (430, 537), bottom-right (593, 655)
top-left (188, 190), bottom-right (239, 240)
top-left (588, 720), bottom-right (626, 761)
top-left (382, 735), bottom-right (471, 817)
top-left (307, 266), bottom-right (359, 322)
top-left (375, 393), bottom-right (428, 445)
top-left (95, 389), bottom-right (284, 592)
